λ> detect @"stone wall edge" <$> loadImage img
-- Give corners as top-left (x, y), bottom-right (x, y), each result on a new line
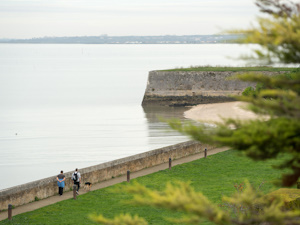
top-left (0, 140), bottom-right (214, 211)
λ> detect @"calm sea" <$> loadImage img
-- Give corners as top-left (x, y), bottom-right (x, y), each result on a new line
top-left (0, 44), bottom-right (253, 190)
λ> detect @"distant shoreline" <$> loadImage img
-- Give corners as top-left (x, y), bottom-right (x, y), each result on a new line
top-left (0, 34), bottom-right (240, 44)
top-left (0, 43), bottom-right (239, 45)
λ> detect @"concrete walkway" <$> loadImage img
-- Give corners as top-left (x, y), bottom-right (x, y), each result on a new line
top-left (0, 146), bottom-right (229, 221)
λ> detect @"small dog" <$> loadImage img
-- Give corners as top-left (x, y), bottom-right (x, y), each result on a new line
top-left (84, 182), bottom-right (92, 191)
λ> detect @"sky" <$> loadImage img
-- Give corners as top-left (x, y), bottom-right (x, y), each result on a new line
top-left (0, 0), bottom-right (259, 39)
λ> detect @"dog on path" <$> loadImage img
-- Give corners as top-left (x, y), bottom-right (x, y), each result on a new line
top-left (84, 182), bottom-right (92, 191)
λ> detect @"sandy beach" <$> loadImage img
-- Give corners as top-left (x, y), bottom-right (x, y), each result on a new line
top-left (184, 101), bottom-right (259, 124)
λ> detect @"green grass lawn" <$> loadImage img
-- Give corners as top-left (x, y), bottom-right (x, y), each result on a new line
top-left (161, 66), bottom-right (295, 72)
top-left (1, 150), bottom-right (289, 225)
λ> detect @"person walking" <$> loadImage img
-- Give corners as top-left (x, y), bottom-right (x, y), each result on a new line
top-left (72, 168), bottom-right (81, 195)
top-left (56, 170), bottom-right (66, 196)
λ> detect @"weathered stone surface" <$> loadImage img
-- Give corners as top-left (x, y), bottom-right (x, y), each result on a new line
top-left (0, 141), bottom-right (213, 211)
top-left (142, 70), bottom-right (284, 106)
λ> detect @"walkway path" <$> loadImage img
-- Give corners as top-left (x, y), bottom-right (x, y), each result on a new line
top-left (0, 146), bottom-right (229, 221)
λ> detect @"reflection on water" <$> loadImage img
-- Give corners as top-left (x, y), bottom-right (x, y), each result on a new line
top-left (142, 105), bottom-right (190, 147)
top-left (143, 105), bottom-right (188, 122)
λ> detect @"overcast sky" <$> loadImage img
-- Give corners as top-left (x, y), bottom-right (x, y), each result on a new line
top-left (0, 0), bottom-right (259, 39)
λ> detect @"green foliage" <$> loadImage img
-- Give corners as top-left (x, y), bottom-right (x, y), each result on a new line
top-left (242, 82), bottom-right (265, 97)
top-left (169, 70), bottom-right (300, 187)
top-left (266, 188), bottom-right (300, 210)
top-left (164, 3), bottom-right (300, 224)
top-left (242, 86), bottom-right (255, 96)
top-left (255, 0), bottom-right (300, 18)
top-left (165, 3), bottom-right (300, 221)
top-left (221, 181), bottom-right (300, 225)
top-left (88, 150), bottom-right (291, 225)
top-left (164, 2), bottom-right (300, 223)
top-left (90, 213), bottom-right (148, 225)
top-left (119, 182), bottom-right (231, 225)
top-left (91, 181), bottom-right (300, 225)
top-left (230, 1), bottom-right (300, 64)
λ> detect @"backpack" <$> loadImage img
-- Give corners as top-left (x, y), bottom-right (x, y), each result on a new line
top-left (73, 172), bottom-right (78, 181)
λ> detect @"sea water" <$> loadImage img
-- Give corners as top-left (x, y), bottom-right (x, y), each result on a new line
top-left (0, 44), bottom-right (253, 190)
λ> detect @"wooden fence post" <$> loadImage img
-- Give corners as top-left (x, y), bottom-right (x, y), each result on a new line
top-left (73, 185), bottom-right (77, 200)
top-left (127, 170), bottom-right (130, 182)
top-left (8, 204), bottom-right (12, 220)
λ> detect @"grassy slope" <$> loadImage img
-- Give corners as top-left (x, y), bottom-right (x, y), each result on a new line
top-left (160, 67), bottom-right (295, 72)
top-left (0, 150), bottom-right (288, 225)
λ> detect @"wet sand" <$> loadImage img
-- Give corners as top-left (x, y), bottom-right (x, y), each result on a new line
top-left (184, 101), bottom-right (258, 124)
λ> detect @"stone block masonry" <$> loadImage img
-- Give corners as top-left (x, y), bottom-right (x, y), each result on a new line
top-left (142, 70), bottom-right (284, 106)
top-left (0, 141), bottom-right (213, 211)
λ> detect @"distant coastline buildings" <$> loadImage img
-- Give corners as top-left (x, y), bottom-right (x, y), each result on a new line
top-left (0, 35), bottom-right (240, 44)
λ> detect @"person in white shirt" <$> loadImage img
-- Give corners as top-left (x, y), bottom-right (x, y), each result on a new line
top-left (71, 168), bottom-right (81, 194)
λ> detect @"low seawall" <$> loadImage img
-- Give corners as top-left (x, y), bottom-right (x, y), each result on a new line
top-left (0, 141), bottom-right (213, 211)
top-left (142, 70), bottom-right (281, 106)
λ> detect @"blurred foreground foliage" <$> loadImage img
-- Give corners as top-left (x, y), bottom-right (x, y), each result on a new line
top-left (171, 69), bottom-right (300, 187)
top-left (91, 181), bottom-right (300, 225)
top-left (91, 0), bottom-right (300, 224)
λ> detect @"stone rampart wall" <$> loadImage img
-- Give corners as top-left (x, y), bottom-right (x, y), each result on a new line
top-left (0, 141), bottom-right (213, 211)
top-left (142, 70), bottom-right (283, 106)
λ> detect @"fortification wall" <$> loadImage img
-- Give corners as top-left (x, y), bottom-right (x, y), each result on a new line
top-left (142, 70), bottom-right (281, 106)
top-left (0, 141), bottom-right (213, 211)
